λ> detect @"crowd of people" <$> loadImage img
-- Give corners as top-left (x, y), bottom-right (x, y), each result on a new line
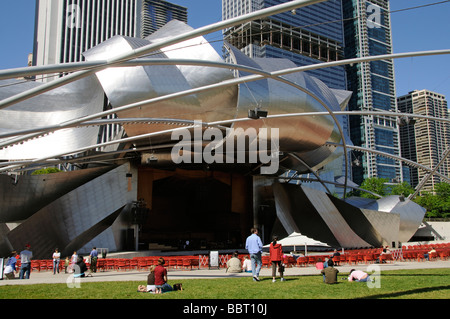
top-left (2, 245), bottom-right (100, 280)
top-left (4, 231), bottom-right (443, 290)
top-left (135, 227), bottom-right (382, 292)
top-left (231, 228), bottom-right (378, 285)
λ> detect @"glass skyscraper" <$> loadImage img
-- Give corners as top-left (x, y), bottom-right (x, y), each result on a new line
top-left (222, 0), bottom-right (350, 194)
top-left (343, 0), bottom-right (401, 186)
top-left (222, 0), bottom-right (346, 90)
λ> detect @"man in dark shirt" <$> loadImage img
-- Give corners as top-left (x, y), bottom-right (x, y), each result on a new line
top-left (321, 259), bottom-right (339, 284)
top-left (89, 247), bottom-right (98, 273)
top-left (331, 249), bottom-right (341, 266)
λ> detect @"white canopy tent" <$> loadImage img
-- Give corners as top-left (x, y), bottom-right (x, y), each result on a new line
top-left (264, 232), bottom-right (330, 255)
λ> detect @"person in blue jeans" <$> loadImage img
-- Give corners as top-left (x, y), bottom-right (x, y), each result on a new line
top-left (245, 228), bottom-right (263, 281)
top-left (19, 244), bottom-right (33, 279)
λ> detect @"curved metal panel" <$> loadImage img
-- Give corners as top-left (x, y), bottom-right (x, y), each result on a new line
top-left (0, 164), bottom-right (136, 259)
top-left (227, 44), bottom-right (336, 152)
top-left (0, 166), bottom-right (113, 222)
top-left (146, 20), bottom-right (238, 123)
top-left (345, 195), bottom-right (426, 243)
top-left (368, 196), bottom-right (426, 243)
top-left (84, 21), bottom-right (239, 138)
top-left (272, 182), bottom-right (415, 248)
top-left (0, 75), bottom-right (104, 160)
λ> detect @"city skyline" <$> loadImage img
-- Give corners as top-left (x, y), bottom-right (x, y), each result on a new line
top-left (0, 0), bottom-right (449, 101)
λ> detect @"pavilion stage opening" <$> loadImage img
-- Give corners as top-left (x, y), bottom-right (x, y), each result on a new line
top-left (137, 168), bottom-right (253, 251)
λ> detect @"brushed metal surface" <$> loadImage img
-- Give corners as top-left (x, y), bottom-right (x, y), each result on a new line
top-left (0, 164), bottom-right (136, 259)
top-left (271, 182), bottom-right (419, 248)
top-left (0, 166), bottom-right (112, 222)
top-left (0, 75), bottom-right (104, 160)
top-left (347, 195), bottom-right (426, 243)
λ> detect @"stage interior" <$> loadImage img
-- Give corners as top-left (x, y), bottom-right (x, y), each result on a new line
top-left (136, 168), bottom-right (257, 251)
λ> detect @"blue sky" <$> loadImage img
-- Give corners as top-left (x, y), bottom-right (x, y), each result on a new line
top-left (0, 0), bottom-right (449, 101)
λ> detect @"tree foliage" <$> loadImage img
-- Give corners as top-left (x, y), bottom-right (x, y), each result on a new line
top-left (359, 177), bottom-right (389, 199)
top-left (414, 182), bottom-right (450, 219)
top-left (31, 167), bottom-right (62, 175)
top-left (390, 182), bottom-right (414, 197)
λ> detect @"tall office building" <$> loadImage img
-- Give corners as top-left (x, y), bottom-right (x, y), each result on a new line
top-left (141, 0), bottom-right (187, 36)
top-left (33, 0), bottom-right (187, 69)
top-left (32, 0), bottom-right (187, 149)
top-left (222, 0), bottom-right (350, 193)
top-left (397, 90), bottom-right (449, 193)
top-left (342, 0), bottom-right (401, 185)
top-left (222, 0), bottom-right (346, 90)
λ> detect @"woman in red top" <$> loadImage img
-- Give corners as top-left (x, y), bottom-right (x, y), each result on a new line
top-left (154, 257), bottom-right (173, 293)
top-left (269, 236), bottom-right (285, 282)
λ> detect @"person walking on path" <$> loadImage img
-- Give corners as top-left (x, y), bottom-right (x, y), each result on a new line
top-left (245, 228), bottom-right (263, 281)
top-left (19, 244), bottom-right (33, 279)
top-left (269, 236), bottom-right (285, 282)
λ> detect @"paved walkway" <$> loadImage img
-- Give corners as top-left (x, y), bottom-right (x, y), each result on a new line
top-left (1, 259), bottom-right (449, 286)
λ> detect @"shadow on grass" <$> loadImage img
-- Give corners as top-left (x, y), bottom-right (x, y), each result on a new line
top-left (362, 285), bottom-right (450, 299)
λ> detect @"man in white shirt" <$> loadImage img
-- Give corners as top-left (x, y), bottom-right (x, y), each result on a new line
top-left (19, 244), bottom-right (33, 279)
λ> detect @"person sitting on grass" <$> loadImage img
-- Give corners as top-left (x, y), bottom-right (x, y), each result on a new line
top-left (154, 257), bottom-right (173, 293)
top-left (321, 259), bottom-right (339, 284)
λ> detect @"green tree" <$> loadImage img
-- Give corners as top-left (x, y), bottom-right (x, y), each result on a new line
top-left (435, 182), bottom-right (450, 199)
top-left (360, 177), bottom-right (388, 199)
top-left (434, 182), bottom-right (450, 218)
top-left (413, 182), bottom-right (450, 219)
top-left (31, 167), bottom-right (62, 175)
top-left (391, 181), bottom-right (414, 197)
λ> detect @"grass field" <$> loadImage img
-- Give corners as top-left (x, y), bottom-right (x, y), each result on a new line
top-left (1, 268), bottom-right (449, 300)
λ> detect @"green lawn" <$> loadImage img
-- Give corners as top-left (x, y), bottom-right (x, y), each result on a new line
top-left (1, 268), bottom-right (449, 299)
